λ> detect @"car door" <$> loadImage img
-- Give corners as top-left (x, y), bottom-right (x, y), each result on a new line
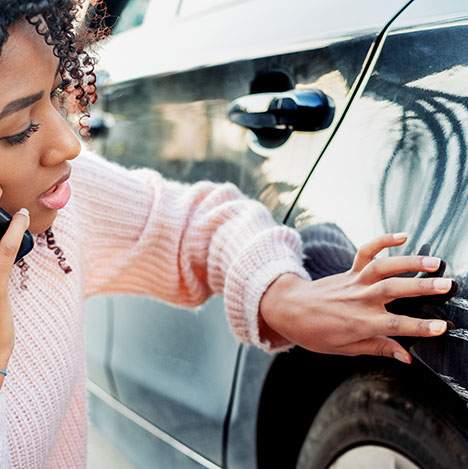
top-left (87, 0), bottom-right (413, 467)
top-left (290, 0), bottom-right (468, 402)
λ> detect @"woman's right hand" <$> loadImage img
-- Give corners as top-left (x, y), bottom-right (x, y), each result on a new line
top-left (0, 190), bottom-right (30, 389)
top-left (260, 233), bottom-right (454, 364)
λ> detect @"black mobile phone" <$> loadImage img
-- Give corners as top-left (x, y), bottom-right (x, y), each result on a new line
top-left (0, 207), bottom-right (34, 264)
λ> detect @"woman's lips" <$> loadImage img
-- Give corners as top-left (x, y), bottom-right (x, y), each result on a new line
top-left (39, 167), bottom-right (72, 198)
top-left (42, 183), bottom-right (59, 197)
top-left (38, 180), bottom-right (72, 210)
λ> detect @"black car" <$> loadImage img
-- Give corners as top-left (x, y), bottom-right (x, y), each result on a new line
top-left (85, 0), bottom-right (468, 467)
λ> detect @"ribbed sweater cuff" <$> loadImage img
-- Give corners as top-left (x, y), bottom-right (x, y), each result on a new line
top-left (224, 226), bottom-right (310, 353)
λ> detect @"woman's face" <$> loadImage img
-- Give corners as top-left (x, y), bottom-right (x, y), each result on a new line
top-left (0, 19), bottom-right (81, 234)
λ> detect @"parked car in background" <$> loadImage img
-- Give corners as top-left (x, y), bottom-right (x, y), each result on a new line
top-left (85, 0), bottom-right (468, 467)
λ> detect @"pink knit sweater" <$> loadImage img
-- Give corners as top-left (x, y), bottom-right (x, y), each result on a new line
top-left (0, 147), bottom-right (310, 468)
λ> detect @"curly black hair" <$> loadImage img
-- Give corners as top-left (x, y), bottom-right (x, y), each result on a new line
top-left (0, 0), bottom-right (109, 130)
top-left (1, 0), bottom-right (109, 288)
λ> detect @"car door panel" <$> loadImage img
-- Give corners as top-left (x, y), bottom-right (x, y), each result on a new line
top-left (290, 0), bottom-right (467, 401)
top-left (111, 295), bottom-right (237, 464)
top-left (87, 0), bottom-right (416, 465)
top-left (85, 296), bottom-right (116, 395)
top-left (98, 35), bottom-right (384, 466)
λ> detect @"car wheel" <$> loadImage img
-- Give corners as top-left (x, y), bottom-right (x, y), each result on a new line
top-left (296, 371), bottom-right (468, 469)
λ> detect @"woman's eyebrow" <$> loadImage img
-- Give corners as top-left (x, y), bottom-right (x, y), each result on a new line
top-left (0, 63), bottom-right (61, 121)
top-left (0, 91), bottom-right (44, 121)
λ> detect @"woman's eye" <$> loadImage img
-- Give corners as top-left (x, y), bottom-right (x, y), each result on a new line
top-left (2, 122), bottom-right (41, 146)
top-left (0, 79), bottom-right (71, 147)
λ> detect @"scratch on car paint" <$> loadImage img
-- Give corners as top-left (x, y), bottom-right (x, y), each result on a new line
top-left (448, 329), bottom-right (468, 341)
top-left (439, 374), bottom-right (468, 401)
top-left (449, 298), bottom-right (468, 311)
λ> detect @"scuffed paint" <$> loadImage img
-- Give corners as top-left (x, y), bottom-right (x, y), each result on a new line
top-left (439, 374), bottom-right (468, 401)
top-left (448, 329), bottom-right (468, 342)
top-left (449, 298), bottom-right (468, 311)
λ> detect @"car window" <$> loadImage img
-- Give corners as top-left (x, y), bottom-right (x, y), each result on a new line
top-left (112, 0), bottom-right (151, 34)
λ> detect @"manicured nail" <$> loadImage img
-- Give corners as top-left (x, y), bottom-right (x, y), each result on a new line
top-left (393, 352), bottom-right (410, 364)
top-left (393, 232), bottom-right (408, 241)
top-left (429, 320), bottom-right (447, 334)
top-left (433, 278), bottom-right (452, 292)
top-left (17, 208), bottom-right (29, 218)
top-left (422, 257), bottom-right (441, 269)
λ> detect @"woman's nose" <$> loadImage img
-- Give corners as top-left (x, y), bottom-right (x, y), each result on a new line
top-left (40, 114), bottom-right (81, 166)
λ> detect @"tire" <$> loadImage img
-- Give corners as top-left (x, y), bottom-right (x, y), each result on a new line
top-left (296, 371), bottom-right (468, 469)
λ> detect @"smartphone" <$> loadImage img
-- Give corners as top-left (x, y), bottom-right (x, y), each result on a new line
top-left (0, 207), bottom-right (35, 264)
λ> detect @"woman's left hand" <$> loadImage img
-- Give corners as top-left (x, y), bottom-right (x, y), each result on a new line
top-left (259, 233), bottom-right (453, 364)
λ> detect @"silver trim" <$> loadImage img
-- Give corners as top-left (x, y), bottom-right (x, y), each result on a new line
top-left (87, 380), bottom-right (222, 469)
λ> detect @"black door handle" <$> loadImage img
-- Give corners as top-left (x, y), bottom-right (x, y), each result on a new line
top-left (227, 89), bottom-right (335, 133)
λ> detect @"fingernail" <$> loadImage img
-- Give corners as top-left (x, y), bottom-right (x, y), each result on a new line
top-left (393, 232), bottom-right (408, 241)
top-left (393, 352), bottom-right (410, 364)
top-left (429, 320), bottom-right (447, 334)
top-left (17, 208), bottom-right (29, 218)
top-left (433, 278), bottom-right (452, 291)
top-left (422, 257), bottom-right (441, 269)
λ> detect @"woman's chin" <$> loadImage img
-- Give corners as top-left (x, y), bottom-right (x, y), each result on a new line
top-left (29, 209), bottom-right (57, 235)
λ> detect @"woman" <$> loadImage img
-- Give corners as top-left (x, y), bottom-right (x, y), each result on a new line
top-left (0, 1), bottom-right (453, 467)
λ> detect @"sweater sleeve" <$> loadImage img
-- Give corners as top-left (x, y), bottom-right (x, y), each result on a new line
top-left (71, 149), bottom-right (310, 353)
top-left (0, 392), bottom-right (10, 468)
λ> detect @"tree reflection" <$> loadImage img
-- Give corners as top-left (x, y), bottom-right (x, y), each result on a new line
top-left (374, 78), bottom-right (467, 257)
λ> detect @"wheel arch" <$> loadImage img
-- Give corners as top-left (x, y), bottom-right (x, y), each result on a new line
top-left (256, 347), bottom-right (468, 469)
